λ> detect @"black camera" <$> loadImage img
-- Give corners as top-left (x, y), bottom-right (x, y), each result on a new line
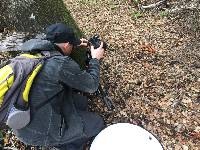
top-left (86, 35), bottom-right (115, 111)
top-left (88, 35), bottom-right (107, 49)
top-left (85, 35), bottom-right (107, 65)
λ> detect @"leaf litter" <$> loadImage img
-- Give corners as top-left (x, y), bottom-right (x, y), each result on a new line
top-left (64, 0), bottom-right (200, 149)
top-left (1, 0), bottom-right (200, 149)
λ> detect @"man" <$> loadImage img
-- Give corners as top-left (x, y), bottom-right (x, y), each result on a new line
top-left (13, 23), bottom-right (105, 150)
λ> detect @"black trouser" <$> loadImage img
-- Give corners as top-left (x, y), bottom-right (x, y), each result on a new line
top-left (56, 94), bottom-right (105, 150)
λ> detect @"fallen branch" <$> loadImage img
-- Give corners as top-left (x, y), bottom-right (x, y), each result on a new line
top-left (169, 6), bottom-right (200, 13)
top-left (140, 0), bottom-right (167, 10)
top-left (3, 147), bottom-right (18, 150)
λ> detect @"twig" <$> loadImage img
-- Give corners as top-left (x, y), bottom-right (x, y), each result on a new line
top-left (169, 6), bottom-right (200, 13)
top-left (3, 147), bottom-right (18, 150)
top-left (140, 0), bottom-right (167, 10)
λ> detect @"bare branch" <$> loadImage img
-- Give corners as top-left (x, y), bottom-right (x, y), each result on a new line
top-left (3, 147), bottom-right (18, 150)
top-left (169, 6), bottom-right (200, 13)
top-left (140, 0), bottom-right (167, 10)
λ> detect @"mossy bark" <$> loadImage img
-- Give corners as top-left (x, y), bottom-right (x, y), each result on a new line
top-left (0, 0), bottom-right (86, 68)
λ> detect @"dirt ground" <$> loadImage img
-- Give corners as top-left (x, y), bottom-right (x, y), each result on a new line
top-left (1, 0), bottom-right (200, 149)
top-left (62, 0), bottom-right (200, 149)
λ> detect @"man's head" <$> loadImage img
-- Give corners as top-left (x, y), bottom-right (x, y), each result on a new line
top-left (46, 23), bottom-right (81, 55)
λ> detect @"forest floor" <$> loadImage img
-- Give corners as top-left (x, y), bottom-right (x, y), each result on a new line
top-left (63, 0), bottom-right (200, 149)
top-left (1, 0), bottom-right (200, 150)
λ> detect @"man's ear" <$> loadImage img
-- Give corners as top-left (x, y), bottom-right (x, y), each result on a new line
top-left (63, 42), bottom-right (70, 49)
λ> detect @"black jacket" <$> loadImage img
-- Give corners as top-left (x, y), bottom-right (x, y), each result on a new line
top-left (13, 39), bottom-right (104, 146)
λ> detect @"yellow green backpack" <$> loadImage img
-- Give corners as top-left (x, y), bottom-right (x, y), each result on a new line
top-left (0, 53), bottom-right (48, 129)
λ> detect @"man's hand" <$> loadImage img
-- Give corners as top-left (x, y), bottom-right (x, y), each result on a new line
top-left (78, 38), bottom-right (88, 47)
top-left (91, 42), bottom-right (105, 60)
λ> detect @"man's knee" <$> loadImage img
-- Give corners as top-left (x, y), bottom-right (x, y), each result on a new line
top-left (78, 111), bottom-right (105, 137)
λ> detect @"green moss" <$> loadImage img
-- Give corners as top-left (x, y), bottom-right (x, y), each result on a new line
top-left (133, 0), bottom-right (140, 5)
top-left (78, 0), bottom-right (97, 5)
top-left (159, 11), bottom-right (168, 18)
top-left (1, 0), bottom-right (86, 68)
top-left (32, 0), bottom-right (86, 68)
top-left (131, 11), bottom-right (143, 19)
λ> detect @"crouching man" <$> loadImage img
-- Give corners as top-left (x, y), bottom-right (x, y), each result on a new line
top-left (13, 23), bottom-right (105, 150)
